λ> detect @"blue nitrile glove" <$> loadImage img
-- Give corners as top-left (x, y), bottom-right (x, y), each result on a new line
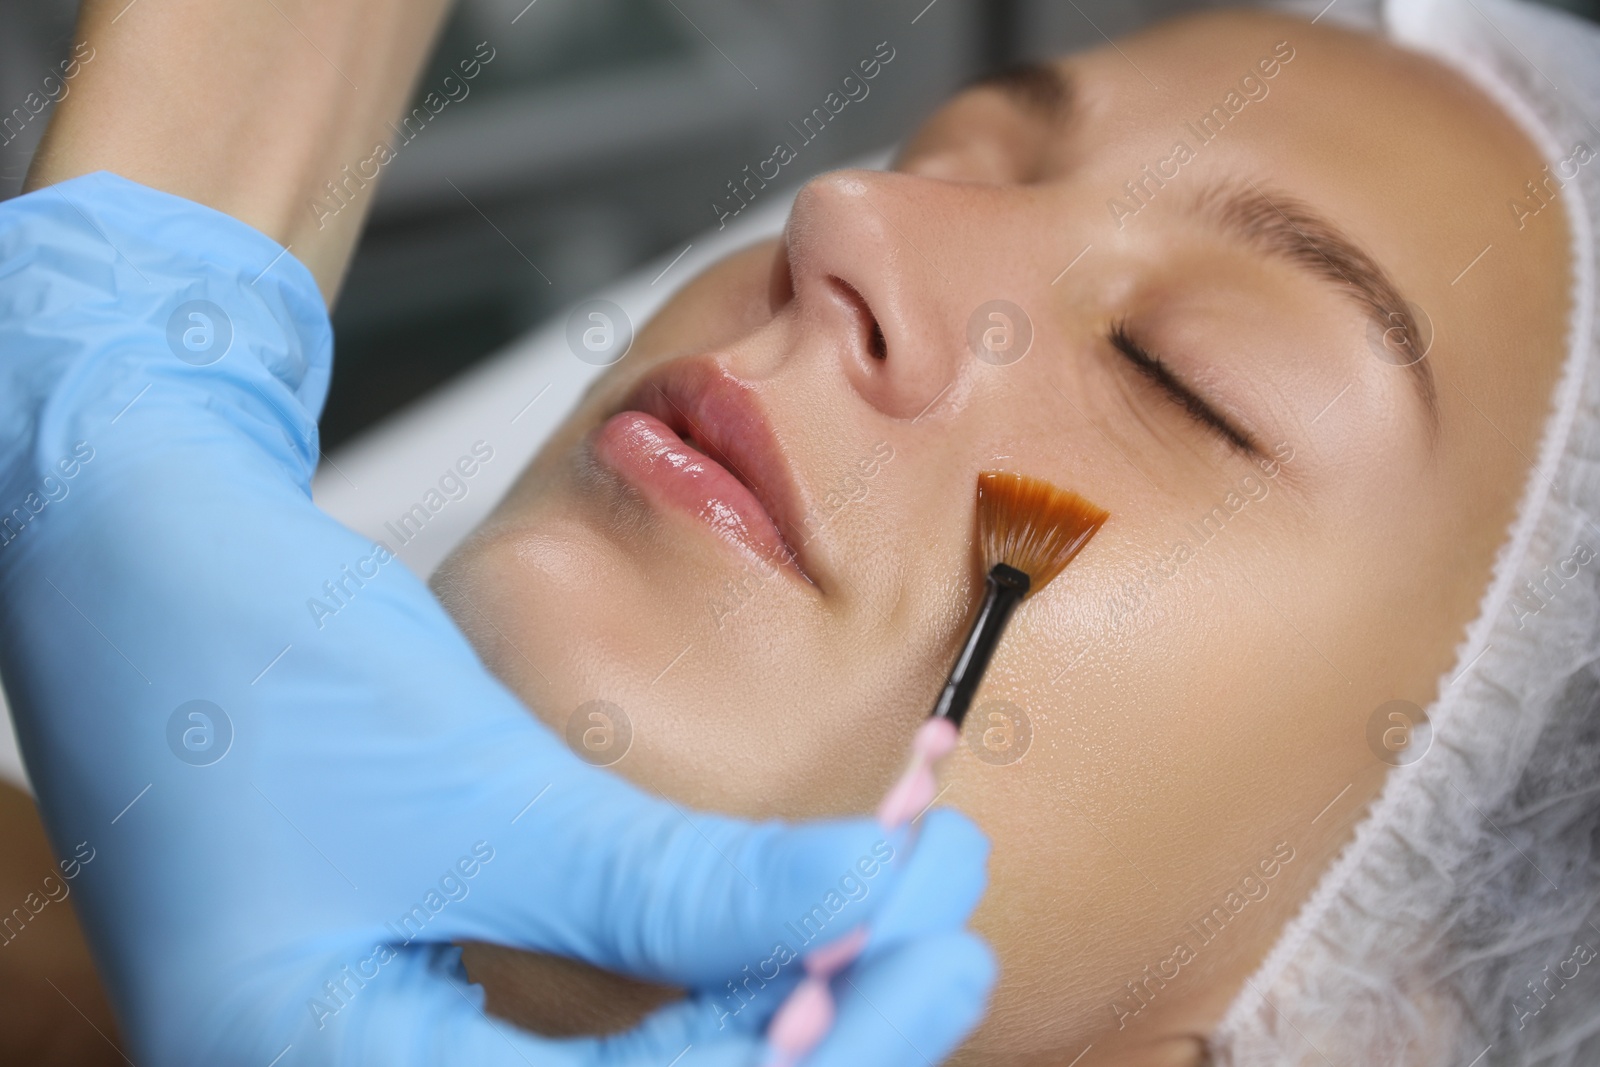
top-left (0, 172), bottom-right (995, 1067)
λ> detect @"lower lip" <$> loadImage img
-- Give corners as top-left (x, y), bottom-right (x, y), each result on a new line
top-left (594, 410), bottom-right (794, 568)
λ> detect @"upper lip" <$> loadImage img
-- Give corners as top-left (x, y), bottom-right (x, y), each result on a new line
top-left (614, 358), bottom-right (814, 583)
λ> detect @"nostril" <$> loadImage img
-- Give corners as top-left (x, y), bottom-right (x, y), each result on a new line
top-left (827, 276), bottom-right (887, 363)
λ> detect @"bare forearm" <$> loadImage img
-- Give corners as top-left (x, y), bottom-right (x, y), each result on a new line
top-left (25, 0), bottom-right (454, 302)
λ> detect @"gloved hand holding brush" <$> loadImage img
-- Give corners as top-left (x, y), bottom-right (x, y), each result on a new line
top-left (0, 1), bottom-right (998, 1064)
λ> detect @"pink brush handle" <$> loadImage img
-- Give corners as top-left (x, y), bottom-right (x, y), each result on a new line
top-left (763, 717), bottom-right (961, 1067)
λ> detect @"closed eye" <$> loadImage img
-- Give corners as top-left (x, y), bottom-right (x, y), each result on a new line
top-left (1108, 320), bottom-right (1260, 458)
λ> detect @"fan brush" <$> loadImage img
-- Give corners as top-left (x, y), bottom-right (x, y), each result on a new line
top-left (765, 470), bottom-right (1108, 1067)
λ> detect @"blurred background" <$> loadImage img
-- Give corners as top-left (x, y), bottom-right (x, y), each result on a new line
top-left (2, 0), bottom-right (1596, 451)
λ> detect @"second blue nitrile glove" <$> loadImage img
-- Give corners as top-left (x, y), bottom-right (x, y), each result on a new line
top-left (0, 172), bottom-right (994, 1067)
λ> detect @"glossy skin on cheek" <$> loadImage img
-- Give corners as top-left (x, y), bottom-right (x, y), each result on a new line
top-left (432, 11), bottom-right (1571, 1064)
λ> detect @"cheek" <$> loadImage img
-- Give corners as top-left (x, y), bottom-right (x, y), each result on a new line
top-left (943, 495), bottom-right (1404, 1050)
top-left (634, 240), bottom-right (782, 356)
top-left (441, 505), bottom-right (912, 822)
top-left (625, 527), bottom-right (967, 821)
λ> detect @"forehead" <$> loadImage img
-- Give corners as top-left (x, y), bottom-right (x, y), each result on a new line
top-left (1061, 11), bottom-right (1513, 203)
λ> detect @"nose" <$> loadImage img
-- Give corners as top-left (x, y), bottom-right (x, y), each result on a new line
top-left (781, 170), bottom-right (968, 421)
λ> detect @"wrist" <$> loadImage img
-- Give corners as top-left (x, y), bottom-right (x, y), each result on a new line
top-left (24, 0), bottom-right (454, 302)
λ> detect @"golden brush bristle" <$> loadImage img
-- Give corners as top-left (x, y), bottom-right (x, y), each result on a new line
top-left (977, 471), bottom-right (1108, 595)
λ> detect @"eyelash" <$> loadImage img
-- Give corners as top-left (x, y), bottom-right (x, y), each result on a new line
top-left (1107, 320), bottom-right (1259, 457)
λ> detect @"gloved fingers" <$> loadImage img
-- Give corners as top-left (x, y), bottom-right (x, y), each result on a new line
top-left (283, 943), bottom-right (742, 1067)
top-left (511, 801), bottom-right (989, 991)
top-left (289, 944), bottom-right (560, 1067)
top-left (519, 806), bottom-right (988, 1067)
top-left (860, 807), bottom-right (990, 959)
top-left (460, 793), bottom-right (985, 991)
top-left (522, 808), bottom-right (988, 1058)
top-left (378, 946), bottom-right (769, 1067)
top-left (560, 989), bottom-right (771, 1067)
top-left (433, 931), bottom-right (995, 1067)
top-left (796, 931), bottom-right (996, 1067)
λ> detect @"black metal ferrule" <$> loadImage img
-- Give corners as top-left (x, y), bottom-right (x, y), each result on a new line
top-left (929, 563), bottom-right (1031, 729)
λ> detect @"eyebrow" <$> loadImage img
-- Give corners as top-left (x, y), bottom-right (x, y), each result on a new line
top-left (971, 62), bottom-right (1074, 120)
top-left (1187, 181), bottom-right (1438, 423)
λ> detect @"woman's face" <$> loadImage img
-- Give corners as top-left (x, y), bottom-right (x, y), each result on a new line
top-left (434, 11), bottom-right (1569, 1064)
